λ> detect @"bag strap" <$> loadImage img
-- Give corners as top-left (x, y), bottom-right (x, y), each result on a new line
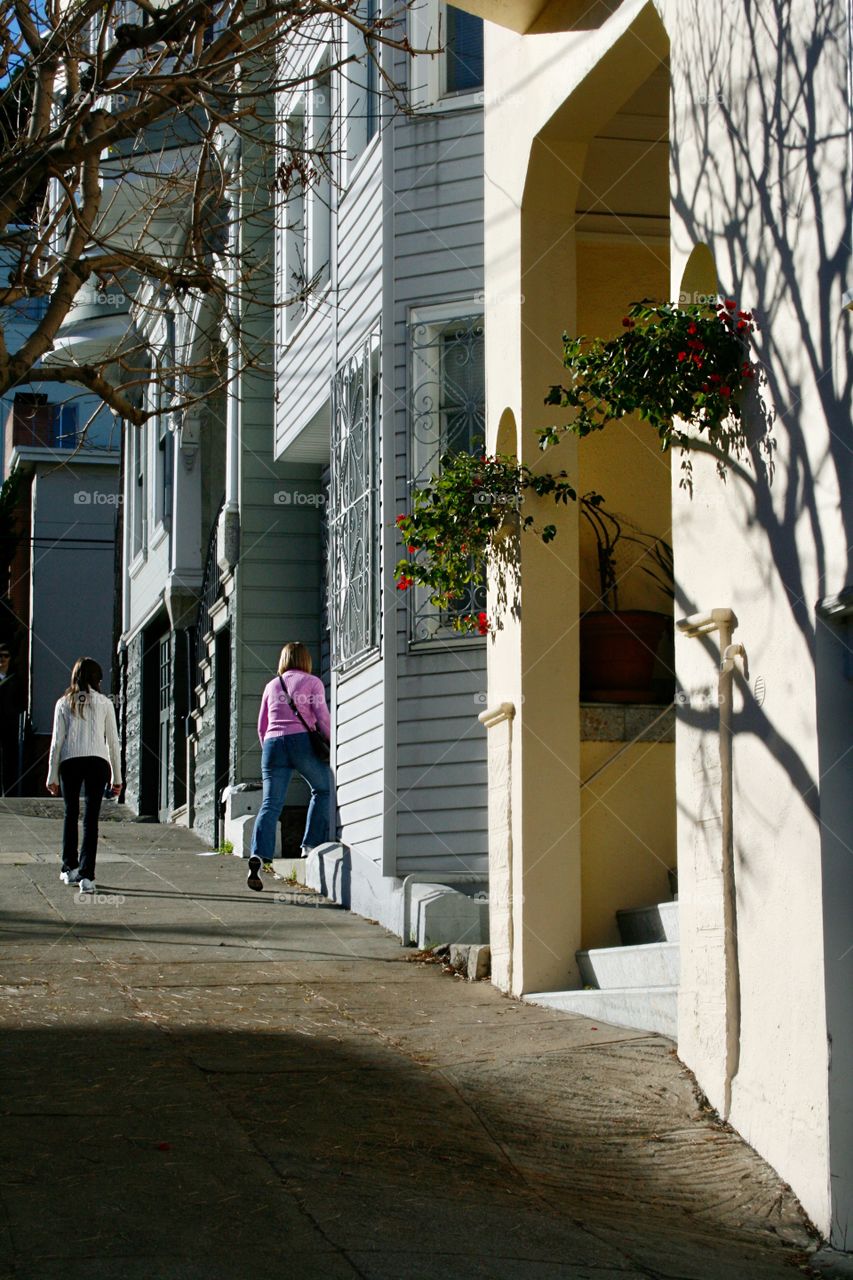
top-left (278, 673), bottom-right (314, 735)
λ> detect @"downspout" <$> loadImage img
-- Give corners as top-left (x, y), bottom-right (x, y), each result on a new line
top-left (677, 608), bottom-right (749, 1120)
top-left (219, 136), bottom-right (242, 575)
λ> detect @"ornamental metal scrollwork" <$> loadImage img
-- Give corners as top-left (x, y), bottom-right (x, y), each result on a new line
top-left (330, 334), bottom-right (380, 671)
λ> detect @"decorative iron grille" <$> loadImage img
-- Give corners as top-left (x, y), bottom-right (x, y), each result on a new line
top-left (409, 311), bottom-right (486, 641)
top-left (329, 334), bottom-right (380, 671)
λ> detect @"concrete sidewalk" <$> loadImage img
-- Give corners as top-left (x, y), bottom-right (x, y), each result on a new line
top-left (0, 798), bottom-right (830, 1280)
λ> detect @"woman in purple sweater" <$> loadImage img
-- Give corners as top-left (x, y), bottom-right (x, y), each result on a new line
top-left (246, 641), bottom-right (331, 891)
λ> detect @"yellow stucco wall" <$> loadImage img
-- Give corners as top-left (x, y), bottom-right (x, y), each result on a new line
top-left (580, 740), bottom-right (675, 949)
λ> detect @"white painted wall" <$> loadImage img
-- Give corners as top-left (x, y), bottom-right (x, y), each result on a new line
top-left (473, 0), bottom-right (850, 1244)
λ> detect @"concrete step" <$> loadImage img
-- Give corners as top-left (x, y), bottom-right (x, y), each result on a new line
top-left (525, 986), bottom-right (678, 1040)
top-left (616, 900), bottom-right (680, 945)
top-left (577, 940), bottom-right (679, 989)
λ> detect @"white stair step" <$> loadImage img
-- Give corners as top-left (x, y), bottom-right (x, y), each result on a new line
top-left (616, 900), bottom-right (680, 945)
top-left (578, 940), bottom-right (679, 989)
top-left (525, 986), bottom-right (678, 1040)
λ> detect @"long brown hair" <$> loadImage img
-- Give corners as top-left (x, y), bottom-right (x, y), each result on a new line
top-left (64, 656), bottom-right (103, 716)
top-left (277, 642), bottom-right (312, 675)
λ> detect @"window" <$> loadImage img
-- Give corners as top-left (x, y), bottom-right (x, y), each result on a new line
top-left (131, 422), bottom-right (147, 559)
top-left (443, 6), bottom-right (483, 96)
top-left (344, 0), bottom-right (380, 168)
top-left (409, 2), bottom-right (484, 108)
top-left (307, 66), bottom-right (332, 288)
top-left (283, 105), bottom-right (307, 335)
top-left (409, 307), bottom-right (485, 641)
top-left (329, 334), bottom-right (381, 671)
top-left (156, 414), bottom-right (173, 529)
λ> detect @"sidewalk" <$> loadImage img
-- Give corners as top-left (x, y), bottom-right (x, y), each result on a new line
top-left (0, 798), bottom-right (829, 1280)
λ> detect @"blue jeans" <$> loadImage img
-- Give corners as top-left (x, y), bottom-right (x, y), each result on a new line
top-left (250, 732), bottom-right (330, 862)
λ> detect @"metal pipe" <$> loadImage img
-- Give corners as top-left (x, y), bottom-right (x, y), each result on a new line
top-left (678, 606), bottom-right (748, 1120)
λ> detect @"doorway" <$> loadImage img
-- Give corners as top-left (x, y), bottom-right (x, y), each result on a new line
top-left (213, 627), bottom-right (231, 848)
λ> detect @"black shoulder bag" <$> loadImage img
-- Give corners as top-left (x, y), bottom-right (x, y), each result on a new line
top-left (278, 675), bottom-right (330, 763)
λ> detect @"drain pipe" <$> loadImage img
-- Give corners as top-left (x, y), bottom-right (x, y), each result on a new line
top-left (677, 609), bottom-right (749, 1119)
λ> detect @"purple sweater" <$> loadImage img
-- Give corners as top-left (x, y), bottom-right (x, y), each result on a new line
top-left (257, 671), bottom-right (330, 744)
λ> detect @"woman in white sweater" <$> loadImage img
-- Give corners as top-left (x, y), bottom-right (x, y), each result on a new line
top-left (46, 657), bottom-right (122, 893)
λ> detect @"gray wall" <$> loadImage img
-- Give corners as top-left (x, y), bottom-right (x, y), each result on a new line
top-left (30, 462), bottom-right (120, 733)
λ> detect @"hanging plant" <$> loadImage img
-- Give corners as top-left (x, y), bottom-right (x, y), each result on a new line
top-left (395, 451), bottom-right (582, 635)
top-left (540, 299), bottom-right (759, 471)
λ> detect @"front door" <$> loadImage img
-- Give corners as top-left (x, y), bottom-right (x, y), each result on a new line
top-left (157, 634), bottom-right (171, 822)
top-left (213, 627), bottom-right (231, 848)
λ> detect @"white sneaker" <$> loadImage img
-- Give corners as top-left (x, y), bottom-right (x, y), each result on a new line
top-left (78, 878), bottom-right (96, 894)
top-left (60, 869), bottom-right (81, 885)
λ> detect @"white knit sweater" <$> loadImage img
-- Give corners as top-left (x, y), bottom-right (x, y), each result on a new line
top-left (47, 689), bottom-right (122, 786)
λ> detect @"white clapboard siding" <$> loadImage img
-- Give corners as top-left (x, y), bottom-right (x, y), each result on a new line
top-left (389, 73), bottom-right (488, 878)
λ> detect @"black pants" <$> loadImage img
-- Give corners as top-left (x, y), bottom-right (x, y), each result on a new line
top-left (60, 757), bottom-right (111, 880)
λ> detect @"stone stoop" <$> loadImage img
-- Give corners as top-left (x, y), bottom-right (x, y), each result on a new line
top-left (524, 896), bottom-right (680, 1041)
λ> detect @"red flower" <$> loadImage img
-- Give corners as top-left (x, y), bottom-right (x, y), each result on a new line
top-left (395, 514), bottom-right (406, 527)
top-left (397, 575), bottom-right (414, 590)
top-left (677, 351), bottom-right (687, 362)
top-left (720, 385), bottom-right (732, 398)
top-left (693, 356), bottom-right (703, 368)
top-left (477, 611), bottom-right (490, 636)
top-left (407, 545), bottom-right (418, 554)
top-left (725, 298), bottom-right (737, 310)
top-left (687, 323), bottom-right (698, 335)
top-left (709, 373), bottom-right (721, 383)
top-left (622, 317), bottom-right (635, 328)
top-left (737, 320), bottom-right (747, 330)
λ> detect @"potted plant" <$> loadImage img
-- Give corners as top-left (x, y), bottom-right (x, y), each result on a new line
top-left (578, 496), bottom-right (674, 704)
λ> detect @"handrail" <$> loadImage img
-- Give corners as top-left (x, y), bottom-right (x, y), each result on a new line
top-left (677, 608), bottom-right (737, 638)
top-left (478, 701), bottom-right (515, 729)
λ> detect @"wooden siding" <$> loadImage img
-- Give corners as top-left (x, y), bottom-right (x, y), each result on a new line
top-left (389, 89), bottom-right (489, 878)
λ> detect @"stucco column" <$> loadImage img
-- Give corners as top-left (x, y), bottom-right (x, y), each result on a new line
top-left (485, 126), bottom-right (586, 995)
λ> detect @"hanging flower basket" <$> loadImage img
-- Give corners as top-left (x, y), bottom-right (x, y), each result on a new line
top-left (540, 298), bottom-right (758, 467)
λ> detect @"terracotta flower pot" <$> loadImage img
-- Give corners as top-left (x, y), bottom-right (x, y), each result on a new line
top-left (580, 610), bottom-right (673, 704)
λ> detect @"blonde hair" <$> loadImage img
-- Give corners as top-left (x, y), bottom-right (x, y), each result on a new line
top-left (64, 656), bottom-right (102, 717)
top-left (278, 642), bottom-right (313, 675)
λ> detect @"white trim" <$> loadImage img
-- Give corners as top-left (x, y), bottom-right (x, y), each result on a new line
top-left (339, 130), bottom-right (381, 196)
top-left (409, 296), bottom-right (485, 328)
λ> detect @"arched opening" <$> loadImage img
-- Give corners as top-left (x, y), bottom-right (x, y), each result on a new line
top-left (505, 2), bottom-right (674, 996)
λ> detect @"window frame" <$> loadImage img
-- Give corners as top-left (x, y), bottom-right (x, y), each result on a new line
top-left (406, 302), bottom-right (486, 646)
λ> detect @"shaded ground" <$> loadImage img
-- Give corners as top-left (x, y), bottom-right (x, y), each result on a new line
top-left (0, 799), bottom-right (826, 1279)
